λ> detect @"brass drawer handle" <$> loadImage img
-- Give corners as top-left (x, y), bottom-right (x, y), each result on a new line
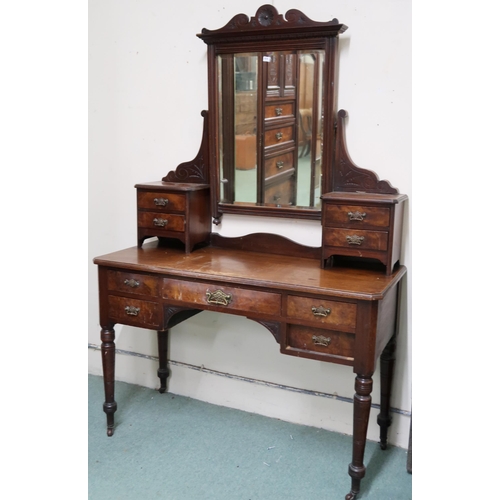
top-left (346, 235), bottom-right (365, 245)
top-left (312, 335), bottom-right (331, 347)
top-left (124, 306), bottom-right (140, 316)
top-left (206, 289), bottom-right (232, 306)
top-left (348, 211), bottom-right (366, 221)
top-left (276, 161), bottom-right (284, 169)
top-left (153, 218), bottom-right (169, 227)
top-left (124, 279), bottom-right (140, 288)
top-left (275, 132), bottom-right (283, 141)
top-left (153, 198), bottom-right (169, 206)
top-left (275, 107), bottom-right (283, 116)
top-left (311, 306), bottom-right (331, 318)
top-left (273, 193), bottom-right (281, 202)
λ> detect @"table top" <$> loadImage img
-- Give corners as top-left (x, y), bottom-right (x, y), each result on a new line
top-left (94, 242), bottom-right (406, 301)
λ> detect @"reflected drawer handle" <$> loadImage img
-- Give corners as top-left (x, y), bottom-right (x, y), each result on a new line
top-left (124, 306), bottom-right (140, 316)
top-left (276, 161), bottom-right (284, 169)
top-left (153, 198), bottom-right (169, 206)
top-left (124, 279), bottom-right (140, 288)
top-left (275, 132), bottom-right (283, 141)
top-left (273, 193), bottom-right (281, 202)
top-left (348, 211), bottom-right (366, 221)
top-left (346, 235), bottom-right (365, 245)
top-left (312, 335), bottom-right (331, 347)
top-left (153, 218), bottom-right (169, 227)
top-left (206, 289), bottom-right (232, 306)
top-left (311, 306), bottom-right (331, 318)
top-left (275, 107), bottom-right (283, 116)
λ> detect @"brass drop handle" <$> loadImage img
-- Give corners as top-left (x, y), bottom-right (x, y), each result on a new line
top-left (275, 132), bottom-right (283, 141)
top-left (153, 198), bottom-right (169, 207)
top-left (206, 289), bottom-right (232, 306)
top-left (153, 218), bottom-right (169, 227)
top-left (348, 211), bottom-right (366, 221)
top-left (124, 279), bottom-right (140, 288)
top-left (346, 235), bottom-right (364, 245)
top-left (311, 306), bottom-right (331, 318)
top-left (124, 306), bottom-right (140, 316)
top-left (275, 107), bottom-right (283, 116)
top-left (312, 335), bottom-right (331, 347)
top-left (273, 193), bottom-right (281, 202)
top-left (276, 161), bottom-right (284, 169)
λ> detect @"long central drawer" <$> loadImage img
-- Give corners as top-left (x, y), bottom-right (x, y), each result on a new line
top-left (163, 278), bottom-right (281, 316)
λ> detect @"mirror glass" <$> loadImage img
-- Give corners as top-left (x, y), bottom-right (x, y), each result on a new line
top-left (218, 49), bottom-right (325, 210)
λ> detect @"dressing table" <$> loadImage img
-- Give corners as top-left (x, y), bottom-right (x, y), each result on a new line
top-left (94, 6), bottom-right (408, 499)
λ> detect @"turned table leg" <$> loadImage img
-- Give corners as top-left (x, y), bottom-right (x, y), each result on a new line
top-left (100, 326), bottom-right (117, 437)
top-left (346, 374), bottom-right (373, 500)
top-left (377, 334), bottom-right (396, 449)
top-left (157, 330), bottom-right (170, 394)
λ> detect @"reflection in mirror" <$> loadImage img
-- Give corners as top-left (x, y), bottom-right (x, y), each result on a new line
top-left (298, 50), bottom-right (324, 208)
top-left (217, 49), bottom-right (325, 210)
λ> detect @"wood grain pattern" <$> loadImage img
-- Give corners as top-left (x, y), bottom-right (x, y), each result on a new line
top-left (163, 277), bottom-right (281, 316)
top-left (286, 295), bottom-right (357, 332)
top-left (286, 324), bottom-right (355, 361)
top-left (107, 270), bottom-right (159, 297)
top-left (94, 242), bottom-right (405, 301)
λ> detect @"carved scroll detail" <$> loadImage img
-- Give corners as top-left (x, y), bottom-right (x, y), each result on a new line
top-left (334, 110), bottom-right (399, 195)
top-left (198, 5), bottom-right (347, 41)
top-left (162, 110), bottom-right (210, 184)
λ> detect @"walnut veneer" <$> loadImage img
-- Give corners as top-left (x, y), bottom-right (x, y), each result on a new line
top-left (136, 182), bottom-right (211, 252)
top-left (94, 6), bottom-right (408, 500)
top-left (95, 236), bottom-right (406, 500)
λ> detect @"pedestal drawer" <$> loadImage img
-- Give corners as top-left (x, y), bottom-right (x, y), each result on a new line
top-left (108, 296), bottom-right (161, 329)
top-left (107, 271), bottom-right (159, 297)
top-left (323, 228), bottom-right (388, 251)
top-left (163, 279), bottom-right (281, 316)
top-left (137, 191), bottom-right (186, 212)
top-left (137, 212), bottom-right (185, 232)
top-left (324, 204), bottom-right (391, 228)
top-left (286, 296), bottom-right (356, 332)
top-left (287, 325), bottom-right (354, 359)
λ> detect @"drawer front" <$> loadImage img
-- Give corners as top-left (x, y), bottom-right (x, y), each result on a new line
top-left (107, 270), bottom-right (159, 297)
top-left (137, 212), bottom-right (185, 232)
top-left (264, 152), bottom-right (294, 178)
top-left (264, 178), bottom-right (294, 205)
top-left (163, 279), bottom-right (281, 316)
top-left (137, 191), bottom-right (186, 212)
top-left (264, 125), bottom-right (294, 149)
top-left (323, 228), bottom-right (388, 251)
top-left (324, 204), bottom-right (391, 228)
top-left (108, 295), bottom-right (161, 328)
top-left (286, 296), bottom-right (356, 332)
top-left (287, 325), bottom-right (354, 359)
top-left (264, 102), bottom-right (294, 121)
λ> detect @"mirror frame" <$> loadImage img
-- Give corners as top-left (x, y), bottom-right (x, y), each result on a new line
top-left (197, 5), bottom-right (347, 225)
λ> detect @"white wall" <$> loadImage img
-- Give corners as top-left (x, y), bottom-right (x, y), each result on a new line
top-left (89, 0), bottom-right (411, 447)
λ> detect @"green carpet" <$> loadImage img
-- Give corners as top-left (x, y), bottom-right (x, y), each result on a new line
top-left (89, 375), bottom-right (411, 499)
